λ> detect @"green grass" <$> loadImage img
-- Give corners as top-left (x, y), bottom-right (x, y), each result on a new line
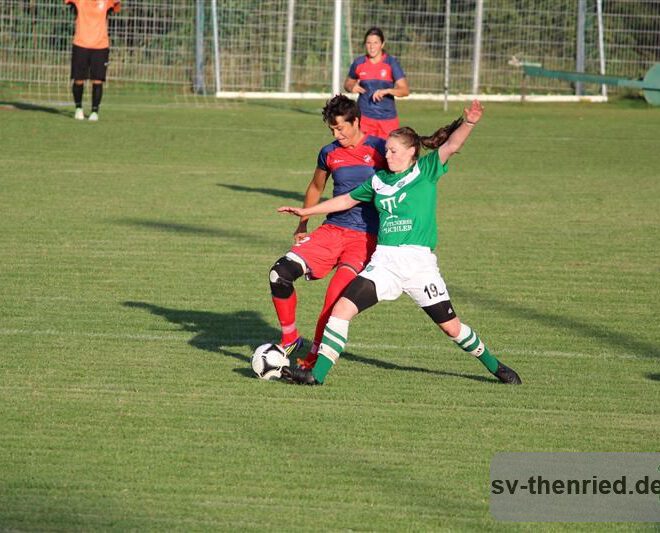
top-left (0, 94), bottom-right (659, 531)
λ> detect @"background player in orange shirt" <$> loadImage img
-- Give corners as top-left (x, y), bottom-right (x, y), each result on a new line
top-left (65, 0), bottom-right (121, 121)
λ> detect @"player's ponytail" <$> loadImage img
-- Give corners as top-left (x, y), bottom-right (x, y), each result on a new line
top-left (419, 117), bottom-right (464, 151)
top-left (389, 117), bottom-right (464, 161)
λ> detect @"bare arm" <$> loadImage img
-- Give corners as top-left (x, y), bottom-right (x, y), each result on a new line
top-left (279, 193), bottom-right (359, 218)
top-left (372, 77), bottom-right (410, 102)
top-left (293, 167), bottom-right (329, 243)
top-left (438, 99), bottom-right (484, 164)
top-left (344, 76), bottom-right (365, 94)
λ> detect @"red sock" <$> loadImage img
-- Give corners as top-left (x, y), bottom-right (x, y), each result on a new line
top-left (272, 292), bottom-right (299, 345)
top-left (302, 266), bottom-right (356, 367)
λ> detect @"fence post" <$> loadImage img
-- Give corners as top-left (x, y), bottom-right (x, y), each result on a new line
top-left (332, 0), bottom-right (342, 95)
top-left (444, 0), bottom-right (451, 111)
top-left (284, 0), bottom-right (295, 92)
top-left (576, 0), bottom-right (586, 95)
top-left (211, 0), bottom-right (221, 94)
top-left (471, 0), bottom-right (483, 95)
top-left (596, 0), bottom-right (607, 98)
top-left (194, 0), bottom-right (205, 94)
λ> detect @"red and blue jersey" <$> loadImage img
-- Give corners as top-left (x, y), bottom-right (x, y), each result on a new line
top-left (317, 135), bottom-right (386, 235)
top-left (347, 53), bottom-right (406, 120)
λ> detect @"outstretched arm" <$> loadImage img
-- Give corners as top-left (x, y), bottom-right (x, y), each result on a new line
top-left (279, 193), bottom-right (359, 218)
top-left (438, 99), bottom-right (483, 164)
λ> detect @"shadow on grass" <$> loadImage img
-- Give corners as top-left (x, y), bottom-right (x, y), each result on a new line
top-left (217, 183), bottom-right (305, 203)
top-left (249, 100), bottom-right (321, 116)
top-left (122, 301), bottom-right (493, 382)
top-left (113, 218), bottom-right (279, 246)
top-left (0, 100), bottom-right (70, 116)
top-left (122, 301), bottom-right (280, 364)
top-left (342, 351), bottom-right (496, 383)
top-left (645, 373), bottom-right (660, 382)
top-left (452, 287), bottom-right (659, 359)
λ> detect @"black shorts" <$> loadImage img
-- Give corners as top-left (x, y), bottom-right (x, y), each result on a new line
top-left (71, 45), bottom-right (110, 81)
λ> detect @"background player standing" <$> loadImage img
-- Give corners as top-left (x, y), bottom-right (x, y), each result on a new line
top-left (344, 27), bottom-right (410, 139)
top-left (269, 95), bottom-right (386, 369)
top-left (66, 0), bottom-right (121, 121)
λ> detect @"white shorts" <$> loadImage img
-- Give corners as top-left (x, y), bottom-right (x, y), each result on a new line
top-left (358, 245), bottom-right (451, 308)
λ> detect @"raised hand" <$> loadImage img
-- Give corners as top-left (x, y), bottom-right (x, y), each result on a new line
top-left (464, 99), bottom-right (484, 124)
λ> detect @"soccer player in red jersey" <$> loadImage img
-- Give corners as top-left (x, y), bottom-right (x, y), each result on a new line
top-left (344, 27), bottom-right (410, 139)
top-left (269, 95), bottom-right (387, 368)
top-left (65, 0), bottom-right (121, 121)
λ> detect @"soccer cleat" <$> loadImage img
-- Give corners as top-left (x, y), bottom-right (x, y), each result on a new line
top-left (279, 336), bottom-right (303, 358)
top-left (74, 108), bottom-right (85, 120)
top-left (281, 365), bottom-right (321, 385)
top-left (88, 112), bottom-right (99, 122)
top-left (493, 362), bottom-right (522, 385)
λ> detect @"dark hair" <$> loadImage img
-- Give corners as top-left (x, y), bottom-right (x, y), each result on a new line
top-left (322, 94), bottom-right (360, 125)
top-left (363, 27), bottom-right (385, 44)
top-left (388, 118), bottom-right (464, 159)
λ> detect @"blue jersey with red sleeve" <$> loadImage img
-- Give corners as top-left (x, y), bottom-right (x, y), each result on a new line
top-left (317, 135), bottom-right (386, 235)
top-left (347, 53), bottom-right (406, 120)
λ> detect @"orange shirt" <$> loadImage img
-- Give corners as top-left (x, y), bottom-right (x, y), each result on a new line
top-left (66, 0), bottom-right (120, 49)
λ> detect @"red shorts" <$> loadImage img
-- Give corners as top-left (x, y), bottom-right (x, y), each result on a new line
top-left (289, 224), bottom-right (377, 280)
top-left (360, 115), bottom-right (400, 139)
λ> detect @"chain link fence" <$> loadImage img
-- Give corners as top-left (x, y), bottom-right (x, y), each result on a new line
top-left (1, 0), bottom-right (658, 102)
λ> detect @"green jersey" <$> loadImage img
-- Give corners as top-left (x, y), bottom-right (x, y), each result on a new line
top-left (349, 150), bottom-right (448, 249)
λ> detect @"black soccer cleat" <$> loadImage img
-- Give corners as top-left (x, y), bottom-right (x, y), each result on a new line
top-left (281, 365), bottom-right (321, 385)
top-left (494, 362), bottom-right (522, 385)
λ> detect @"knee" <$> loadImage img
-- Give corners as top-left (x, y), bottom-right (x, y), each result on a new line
top-left (269, 257), bottom-right (304, 298)
top-left (331, 297), bottom-right (359, 321)
top-left (438, 317), bottom-right (462, 338)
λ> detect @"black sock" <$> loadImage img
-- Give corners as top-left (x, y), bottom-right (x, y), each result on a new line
top-left (72, 83), bottom-right (83, 108)
top-left (91, 84), bottom-right (103, 113)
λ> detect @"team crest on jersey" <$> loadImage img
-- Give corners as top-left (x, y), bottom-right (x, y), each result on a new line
top-left (363, 154), bottom-right (372, 163)
top-left (380, 69), bottom-right (387, 78)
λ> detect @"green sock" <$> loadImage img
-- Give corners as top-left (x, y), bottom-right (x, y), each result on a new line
top-left (312, 316), bottom-right (349, 383)
top-left (476, 346), bottom-right (499, 374)
top-left (452, 323), bottom-right (499, 374)
top-left (311, 354), bottom-right (334, 383)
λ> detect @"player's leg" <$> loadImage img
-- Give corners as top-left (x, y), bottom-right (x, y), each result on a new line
top-left (288, 276), bottom-right (377, 385)
top-left (70, 45), bottom-right (87, 119)
top-left (88, 48), bottom-right (109, 121)
top-left (299, 264), bottom-right (357, 369)
top-left (300, 229), bottom-right (376, 369)
top-left (405, 248), bottom-right (521, 384)
top-left (431, 314), bottom-right (521, 384)
top-left (289, 246), bottom-right (402, 385)
top-left (269, 254), bottom-right (306, 355)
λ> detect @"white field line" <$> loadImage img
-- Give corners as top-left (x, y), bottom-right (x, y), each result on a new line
top-left (0, 328), bottom-right (643, 360)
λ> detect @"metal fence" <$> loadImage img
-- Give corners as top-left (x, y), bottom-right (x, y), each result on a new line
top-left (1, 0), bottom-right (658, 101)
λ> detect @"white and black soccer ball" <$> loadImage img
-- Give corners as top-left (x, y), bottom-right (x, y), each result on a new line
top-left (251, 343), bottom-right (290, 380)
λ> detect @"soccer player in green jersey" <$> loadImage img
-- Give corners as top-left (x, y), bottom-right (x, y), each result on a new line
top-left (278, 100), bottom-right (522, 386)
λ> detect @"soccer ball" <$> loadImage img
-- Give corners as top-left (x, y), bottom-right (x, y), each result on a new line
top-left (251, 343), bottom-right (290, 380)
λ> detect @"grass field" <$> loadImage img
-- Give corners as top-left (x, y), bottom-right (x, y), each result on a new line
top-left (1, 93), bottom-right (659, 531)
